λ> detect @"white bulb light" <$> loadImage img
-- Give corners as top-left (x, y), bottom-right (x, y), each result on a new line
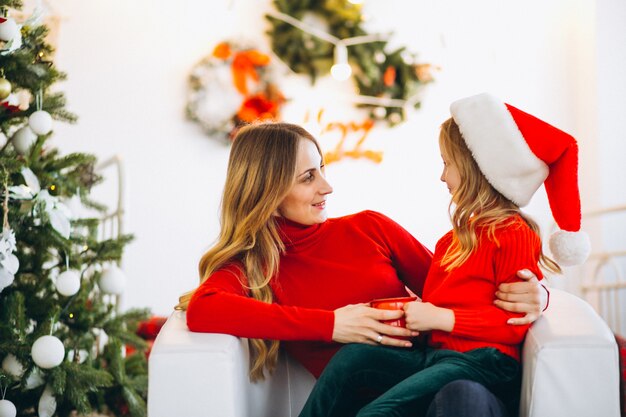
top-left (331, 43), bottom-right (352, 81)
top-left (331, 63), bottom-right (352, 81)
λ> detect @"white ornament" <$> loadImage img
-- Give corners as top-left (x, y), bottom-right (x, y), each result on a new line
top-left (65, 194), bottom-right (86, 219)
top-left (0, 399), bottom-right (16, 417)
top-left (55, 270), bottom-right (81, 296)
top-left (2, 353), bottom-right (24, 378)
top-left (31, 335), bottom-right (65, 369)
top-left (99, 265), bottom-right (126, 295)
top-left (25, 367), bottom-right (45, 389)
top-left (0, 268), bottom-right (14, 293)
top-left (0, 18), bottom-right (18, 42)
top-left (28, 110), bottom-right (53, 135)
top-left (92, 328), bottom-right (109, 354)
top-left (38, 385), bottom-right (57, 417)
top-left (67, 349), bottom-right (89, 364)
top-left (3, 254), bottom-right (19, 275)
top-left (11, 126), bottom-right (37, 155)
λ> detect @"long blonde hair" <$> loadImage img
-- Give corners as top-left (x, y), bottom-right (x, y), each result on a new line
top-left (176, 122), bottom-right (322, 381)
top-left (439, 118), bottom-right (560, 274)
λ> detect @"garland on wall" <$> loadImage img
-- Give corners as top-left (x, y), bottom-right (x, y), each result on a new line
top-left (266, 0), bottom-right (435, 125)
top-left (186, 41), bottom-right (285, 141)
top-left (185, 1), bottom-right (436, 163)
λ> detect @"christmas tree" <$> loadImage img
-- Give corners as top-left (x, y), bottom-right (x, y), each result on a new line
top-left (0, 2), bottom-right (150, 416)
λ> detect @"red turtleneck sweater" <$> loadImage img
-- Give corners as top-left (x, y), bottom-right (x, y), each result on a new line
top-left (424, 215), bottom-right (543, 360)
top-left (186, 211), bottom-right (433, 377)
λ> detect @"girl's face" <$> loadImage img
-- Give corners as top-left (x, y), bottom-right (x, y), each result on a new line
top-left (439, 141), bottom-right (461, 199)
top-left (277, 138), bottom-right (333, 225)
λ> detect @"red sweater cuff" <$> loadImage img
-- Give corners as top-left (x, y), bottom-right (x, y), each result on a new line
top-left (451, 309), bottom-right (487, 336)
top-left (305, 309), bottom-right (335, 342)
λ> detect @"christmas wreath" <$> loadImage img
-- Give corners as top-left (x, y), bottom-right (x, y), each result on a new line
top-left (186, 41), bottom-right (285, 141)
top-left (266, 0), bottom-right (434, 125)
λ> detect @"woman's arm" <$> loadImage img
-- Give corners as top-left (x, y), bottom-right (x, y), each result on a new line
top-left (495, 269), bottom-right (548, 325)
top-left (186, 267), bottom-right (334, 341)
top-left (187, 266), bottom-right (417, 347)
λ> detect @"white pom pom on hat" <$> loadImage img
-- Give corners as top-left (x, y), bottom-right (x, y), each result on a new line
top-left (449, 93), bottom-right (590, 266)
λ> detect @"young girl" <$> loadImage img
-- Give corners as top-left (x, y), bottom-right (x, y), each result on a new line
top-left (299, 93), bottom-right (590, 417)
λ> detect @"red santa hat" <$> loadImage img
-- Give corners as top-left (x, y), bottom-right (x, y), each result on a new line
top-left (449, 93), bottom-right (590, 266)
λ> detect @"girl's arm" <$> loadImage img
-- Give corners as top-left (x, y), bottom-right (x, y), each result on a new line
top-left (404, 300), bottom-right (531, 345)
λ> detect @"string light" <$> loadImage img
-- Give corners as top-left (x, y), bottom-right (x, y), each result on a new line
top-left (267, 9), bottom-right (422, 112)
top-left (267, 10), bottom-right (389, 81)
top-left (330, 42), bottom-right (351, 81)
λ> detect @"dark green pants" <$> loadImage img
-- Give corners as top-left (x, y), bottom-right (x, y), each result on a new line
top-left (299, 344), bottom-right (520, 417)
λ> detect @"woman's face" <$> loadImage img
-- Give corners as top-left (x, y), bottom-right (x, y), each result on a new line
top-left (277, 138), bottom-right (333, 225)
top-left (439, 141), bottom-right (461, 198)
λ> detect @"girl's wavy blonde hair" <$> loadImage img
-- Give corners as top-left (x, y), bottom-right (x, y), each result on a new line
top-left (176, 122), bottom-right (323, 381)
top-left (439, 118), bottom-right (560, 275)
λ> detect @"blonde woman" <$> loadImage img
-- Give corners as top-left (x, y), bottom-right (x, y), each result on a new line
top-left (300, 94), bottom-right (588, 417)
top-left (179, 121), bottom-right (547, 416)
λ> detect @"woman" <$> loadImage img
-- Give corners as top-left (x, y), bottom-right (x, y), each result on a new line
top-left (177, 122), bottom-right (545, 415)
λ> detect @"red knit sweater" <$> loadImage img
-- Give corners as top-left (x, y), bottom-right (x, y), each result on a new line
top-left (186, 211), bottom-right (433, 377)
top-left (423, 215), bottom-right (543, 360)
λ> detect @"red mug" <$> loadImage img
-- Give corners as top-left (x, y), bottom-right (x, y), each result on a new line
top-left (370, 296), bottom-right (417, 340)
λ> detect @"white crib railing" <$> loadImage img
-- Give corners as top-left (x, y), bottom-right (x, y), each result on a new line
top-left (94, 154), bottom-right (126, 311)
top-left (578, 204), bottom-right (626, 336)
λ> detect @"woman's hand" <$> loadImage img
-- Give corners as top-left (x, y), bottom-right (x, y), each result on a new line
top-left (333, 303), bottom-right (418, 348)
top-left (404, 301), bottom-right (454, 332)
top-left (495, 269), bottom-right (547, 325)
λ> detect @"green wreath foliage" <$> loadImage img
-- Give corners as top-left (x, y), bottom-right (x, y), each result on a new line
top-left (266, 0), bottom-right (433, 125)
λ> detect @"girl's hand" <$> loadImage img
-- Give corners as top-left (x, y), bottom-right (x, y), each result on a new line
top-left (495, 269), bottom-right (547, 325)
top-left (332, 303), bottom-right (417, 348)
top-left (403, 301), bottom-right (454, 332)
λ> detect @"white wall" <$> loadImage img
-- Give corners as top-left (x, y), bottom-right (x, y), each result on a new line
top-left (51, 0), bottom-right (604, 315)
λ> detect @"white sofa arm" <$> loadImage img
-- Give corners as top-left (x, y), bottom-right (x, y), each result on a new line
top-left (520, 288), bottom-right (620, 417)
top-left (147, 311), bottom-right (315, 417)
top-left (149, 290), bottom-right (621, 417)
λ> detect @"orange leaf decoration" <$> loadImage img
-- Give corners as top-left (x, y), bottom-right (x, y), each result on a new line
top-left (237, 93), bottom-right (279, 122)
top-left (212, 42), bottom-right (231, 59)
top-left (231, 50), bottom-right (271, 95)
top-left (383, 66), bottom-right (396, 87)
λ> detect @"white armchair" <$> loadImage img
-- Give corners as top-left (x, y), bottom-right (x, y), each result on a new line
top-left (148, 289), bottom-right (620, 417)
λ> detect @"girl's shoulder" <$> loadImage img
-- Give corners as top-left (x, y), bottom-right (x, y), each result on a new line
top-left (491, 214), bottom-right (540, 246)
